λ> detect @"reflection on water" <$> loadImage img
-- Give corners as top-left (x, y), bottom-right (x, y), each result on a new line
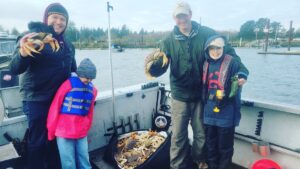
top-left (76, 47), bottom-right (300, 106)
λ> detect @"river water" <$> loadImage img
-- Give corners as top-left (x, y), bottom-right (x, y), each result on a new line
top-left (76, 47), bottom-right (300, 107)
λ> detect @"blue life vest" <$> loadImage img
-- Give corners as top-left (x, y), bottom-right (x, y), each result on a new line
top-left (61, 76), bottom-right (94, 116)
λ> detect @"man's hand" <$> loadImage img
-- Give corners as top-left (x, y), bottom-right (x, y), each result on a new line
top-left (238, 78), bottom-right (247, 86)
top-left (3, 74), bottom-right (12, 81)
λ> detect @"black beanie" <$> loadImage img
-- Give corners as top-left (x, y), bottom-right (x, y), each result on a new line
top-left (43, 3), bottom-right (69, 24)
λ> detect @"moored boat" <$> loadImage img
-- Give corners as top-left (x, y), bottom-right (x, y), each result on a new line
top-left (112, 44), bottom-right (124, 52)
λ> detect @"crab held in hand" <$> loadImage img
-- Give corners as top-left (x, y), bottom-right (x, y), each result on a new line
top-left (144, 48), bottom-right (169, 80)
top-left (20, 32), bottom-right (60, 57)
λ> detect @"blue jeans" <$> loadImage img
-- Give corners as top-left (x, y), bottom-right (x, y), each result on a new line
top-left (57, 137), bottom-right (91, 169)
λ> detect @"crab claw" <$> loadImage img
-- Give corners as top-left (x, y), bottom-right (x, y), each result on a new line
top-left (54, 39), bottom-right (60, 52)
top-left (161, 52), bottom-right (168, 67)
top-left (24, 43), bottom-right (41, 55)
top-left (46, 38), bottom-right (60, 52)
top-left (48, 40), bottom-right (56, 52)
top-left (21, 46), bottom-right (34, 57)
top-left (37, 42), bottom-right (45, 52)
top-left (153, 49), bottom-right (169, 68)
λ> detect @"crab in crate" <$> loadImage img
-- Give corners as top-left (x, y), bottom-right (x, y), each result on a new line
top-left (20, 32), bottom-right (60, 57)
top-left (115, 130), bottom-right (166, 169)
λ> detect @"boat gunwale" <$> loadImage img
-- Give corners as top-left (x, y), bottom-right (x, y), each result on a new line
top-left (241, 98), bottom-right (300, 115)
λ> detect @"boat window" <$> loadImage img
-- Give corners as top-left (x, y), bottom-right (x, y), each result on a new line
top-left (0, 86), bottom-right (24, 121)
top-left (0, 41), bottom-right (16, 56)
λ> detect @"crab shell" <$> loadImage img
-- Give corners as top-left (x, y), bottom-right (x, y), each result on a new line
top-left (21, 32), bottom-right (60, 57)
top-left (144, 49), bottom-right (169, 79)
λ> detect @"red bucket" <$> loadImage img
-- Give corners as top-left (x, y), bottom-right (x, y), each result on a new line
top-left (251, 159), bottom-right (281, 169)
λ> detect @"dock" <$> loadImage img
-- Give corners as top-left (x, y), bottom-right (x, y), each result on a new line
top-left (258, 51), bottom-right (300, 55)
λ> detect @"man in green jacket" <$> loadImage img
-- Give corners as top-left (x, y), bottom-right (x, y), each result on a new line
top-left (145, 2), bottom-right (248, 169)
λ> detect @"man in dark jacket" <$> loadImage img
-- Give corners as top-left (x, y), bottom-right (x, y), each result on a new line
top-left (9, 3), bottom-right (76, 169)
top-left (145, 2), bottom-right (248, 169)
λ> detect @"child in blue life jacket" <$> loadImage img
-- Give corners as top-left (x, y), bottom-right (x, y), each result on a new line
top-left (47, 58), bottom-right (98, 169)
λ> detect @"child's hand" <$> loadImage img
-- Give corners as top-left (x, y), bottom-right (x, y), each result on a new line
top-left (238, 78), bottom-right (247, 86)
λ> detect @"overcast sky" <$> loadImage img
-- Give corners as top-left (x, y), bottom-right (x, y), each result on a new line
top-left (0, 0), bottom-right (299, 33)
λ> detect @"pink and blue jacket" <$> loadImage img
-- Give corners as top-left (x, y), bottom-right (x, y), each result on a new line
top-left (47, 78), bottom-right (97, 141)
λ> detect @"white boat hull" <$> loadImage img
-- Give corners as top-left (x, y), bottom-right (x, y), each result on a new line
top-left (0, 84), bottom-right (299, 168)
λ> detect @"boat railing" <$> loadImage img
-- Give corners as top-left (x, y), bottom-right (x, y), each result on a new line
top-left (241, 97), bottom-right (300, 115)
top-left (0, 41), bottom-right (16, 56)
top-left (0, 86), bottom-right (24, 123)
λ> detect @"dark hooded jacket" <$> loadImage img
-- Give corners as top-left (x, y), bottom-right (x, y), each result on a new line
top-left (202, 35), bottom-right (242, 127)
top-left (9, 22), bottom-right (76, 101)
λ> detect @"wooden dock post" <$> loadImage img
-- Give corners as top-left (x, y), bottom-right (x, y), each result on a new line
top-left (288, 20), bottom-right (293, 51)
top-left (263, 19), bottom-right (270, 52)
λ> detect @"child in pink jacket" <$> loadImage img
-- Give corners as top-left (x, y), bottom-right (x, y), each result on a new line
top-left (47, 58), bottom-right (98, 169)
